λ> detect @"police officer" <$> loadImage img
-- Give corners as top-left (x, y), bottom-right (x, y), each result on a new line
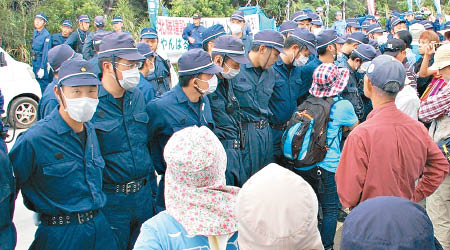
top-left (208, 35), bottom-right (249, 187)
top-left (94, 32), bottom-right (156, 249)
top-left (65, 15), bottom-right (90, 54)
top-left (269, 28), bottom-right (316, 165)
top-left (230, 30), bottom-right (284, 177)
top-left (112, 16), bottom-right (130, 34)
top-left (0, 89), bottom-right (7, 153)
top-left (147, 49), bottom-right (221, 212)
top-left (87, 31), bottom-right (111, 78)
top-left (201, 24), bottom-right (226, 55)
top-left (230, 10), bottom-right (253, 53)
top-left (0, 150), bottom-right (15, 250)
top-left (182, 14), bottom-right (206, 50)
top-left (38, 44), bottom-right (80, 120)
top-left (346, 18), bottom-right (362, 34)
top-left (31, 12), bottom-right (52, 93)
top-left (136, 42), bottom-right (156, 103)
top-left (140, 27), bottom-right (172, 97)
top-left (51, 20), bottom-right (73, 48)
top-left (279, 21), bottom-right (298, 39)
top-left (9, 58), bottom-right (118, 250)
top-left (335, 32), bottom-right (368, 66)
top-left (300, 30), bottom-right (341, 102)
top-left (291, 11), bottom-right (312, 30)
top-left (83, 16), bottom-right (109, 60)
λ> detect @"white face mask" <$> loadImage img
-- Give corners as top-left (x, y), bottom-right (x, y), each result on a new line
top-left (230, 23), bottom-right (243, 34)
top-left (377, 35), bottom-right (388, 45)
top-left (148, 60), bottom-right (155, 75)
top-left (60, 88), bottom-right (99, 123)
top-left (312, 27), bottom-right (323, 35)
top-left (221, 62), bottom-right (240, 79)
top-left (293, 53), bottom-right (309, 67)
top-left (117, 67), bottom-right (140, 90)
top-left (195, 75), bottom-right (218, 95)
top-left (357, 61), bottom-right (371, 73)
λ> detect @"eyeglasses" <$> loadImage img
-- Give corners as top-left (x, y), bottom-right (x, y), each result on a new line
top-left (114, 61), bottom-right (143, 70)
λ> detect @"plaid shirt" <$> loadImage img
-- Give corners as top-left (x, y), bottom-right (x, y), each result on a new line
top-left (419, 83), bottom-right (450, 123)
top-left (310, 63), bottom-right (350, 97)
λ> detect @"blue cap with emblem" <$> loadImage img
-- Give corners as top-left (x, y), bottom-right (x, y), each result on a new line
top-left (112, 16), bottom-right (123, 24)
top-left (366, 55), bottom-right (406, 93)
top-left (98, 33), bottom-right (144, 61)
top-left (390, 16), bottom-right (406, 29)
top-left (62, 20), bottom-right (72, 28)
top-left (280, 21), bottom-right (298, 35)
top-left (252, 30), bottom-right (285, 53)
top-left (58, 58), bottom-right (101, 86)
top-left (420, 20), bottom-right (433, 30)
top-left (367, 23), bottom-right (384, 34)
top-left (140, 27), bottom-right (158, 39)
top-left (231, 10), bottom-right (245, 22)
top-left (336, 35), bottom-right (347, 44)
top-left (94, 16), bottom-right (104, 27)
top-left (309, 13), bottom-right (323, 26)
top-left (291, 11), bottom-right (312, 22)
top-left (347, 32), bottom-right (369, 44)
top-left (353, 44), bottom-right (377, 61)
top-left (48, 44), bottom-right (81, 72)
top-left (212, 35), bottom-right (249, 64)
top-left (136, 42), bottom-right (154, 58)
top-left (361, 20), bottom-right (370, 30)
top-left (289, 28), bottom-right (317, 55)
top-left (78, 14), bottom-right (90, 23)
top-left (316, 29), bottom-right (338, 49)
top-left (178, 49), bottom-right (223, 76)
top-left (346, 18), bottom-right (361, 29)
top-left (201, 24), bottom-right (226, 46)
top-left (35, 12), bottom-right (48, 23)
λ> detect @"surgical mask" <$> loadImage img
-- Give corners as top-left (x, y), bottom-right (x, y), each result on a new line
top-left (230, 23), bottom-right (243, 34)
top-left (60, 88), bottom-right (99, 123)
top-left (312, 27), bottom-right (323, 35)
top-left (222, 62), bottom-right (240, 79)
top-left (116, 67), bottom-right (140, 90)
top-left (195, 75), bottom-right (218, 95)
top-left (293, 53), bottom-right (309, 67)
top-left (357, 61), bottom-right (371, 73)
top-left (377, 35), bottom-right (387, 45)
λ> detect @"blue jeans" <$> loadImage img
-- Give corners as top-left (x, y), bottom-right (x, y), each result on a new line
top-left (297, 167), bottom-right (338, 250)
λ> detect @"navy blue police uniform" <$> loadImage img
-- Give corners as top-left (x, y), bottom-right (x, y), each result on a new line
top-left (0, 150), bottom-right (16, 250)
top-left (182, 14), bottom-right (206, 50)
top-left (136, 42), bottom-right (156, 103)
top-left (31, 13), bottom-right (52, 93)
top-left (65, 15), bottom-right (91, 55)
top-left (51, 20), bottom-right (72, 48)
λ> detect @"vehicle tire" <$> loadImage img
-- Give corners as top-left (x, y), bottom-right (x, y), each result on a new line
top-left (7, 97), bottom-right (38, 129)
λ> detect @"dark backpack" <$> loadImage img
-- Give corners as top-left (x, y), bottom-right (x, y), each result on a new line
top-left (281, 96), bottom-right (339, 168)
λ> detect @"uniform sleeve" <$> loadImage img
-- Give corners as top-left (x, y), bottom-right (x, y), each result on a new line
top-left (182, 25), bottom-right (191, 41)
top-left (40, 33), bottom-right (51, 70)
top-left (64, 33), bottom-right (77, 49)
top-left (82, 33), bottom-right (94, 60)
top-left (42, 100), bottom-right (59, 119)
top-left (333, 99), bottom-right (358, 127)
top-left (413, 134), bottom-right (449, 202)
top-left (8, 134), bottom-right (36, 191)
top-left (336, 131), bottom-right (368, 209)
top-left (133, 220), bottom-right (164, 250)
top-left (147, 101), bottom-right (166, 175)
top-left (0, 151), bottom-right (16, 249)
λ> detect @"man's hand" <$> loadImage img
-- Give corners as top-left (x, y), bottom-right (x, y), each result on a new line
top-left (188, 37), bottom-right (195, 44)
top-left (37, 68), bottom-right (44, 79)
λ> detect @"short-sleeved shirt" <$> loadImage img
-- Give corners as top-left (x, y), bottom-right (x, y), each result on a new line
top-left (296, 97), bottom-right (358, 173)
top-left (134, 211), bottom-right (239, 250)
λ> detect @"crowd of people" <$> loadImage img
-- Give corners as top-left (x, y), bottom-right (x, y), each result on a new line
top-left (0, 6), bottom-right (449, 250)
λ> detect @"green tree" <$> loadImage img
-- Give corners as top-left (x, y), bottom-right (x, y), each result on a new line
top-left (170, 0), bottom-right (235, 17)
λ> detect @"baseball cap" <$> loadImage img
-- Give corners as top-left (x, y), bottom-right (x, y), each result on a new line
top-left (98, 33), bottom-right (144, 61)
top-left (289, 28), bottom-right (317, 55)
top-left (383, 38), bottom-right (406, 57)
top-left (316, 29), bottom-right (338, 49)
top-left (58, 59), bottom-right (101, 87)
top-left (178, 49), bottom-right (223, 76)
top-left (366, 55), bottom-right (406, 93)
top-left (352, 44), bottom-right (378, 61)
top-left (252, 30), bottom-right (285, 53)
top-left (212, 35), bottom-right (249, 64)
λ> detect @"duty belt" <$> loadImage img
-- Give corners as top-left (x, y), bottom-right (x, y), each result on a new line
top-left (103, 176), bottom-right (147, 194)
top-left (243, 120), bottom-right (269, 130)
top-left (270, 122), bottom-right (287, 131)
top-left (221, 139), bottom-right (241, 149)
top-left (40, 210), bottom-right (99, 226)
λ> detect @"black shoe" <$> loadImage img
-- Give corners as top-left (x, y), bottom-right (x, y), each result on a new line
top-left (338, 208), bottom-right (348, 222)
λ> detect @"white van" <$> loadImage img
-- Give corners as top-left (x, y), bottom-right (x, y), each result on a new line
top-left (0, 47), bottom-right (41, 129)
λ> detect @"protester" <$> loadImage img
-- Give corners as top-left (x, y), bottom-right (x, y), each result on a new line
top-left (336, 55), bottom-right (449, 209)
top-left (182, 13), bottom-right (206, 50)
top-left (134, 126), bottom-right (240, 250)
top-left (419, 43), bottom-right (450, 249)
top-left (341, 196), bottom-right (444, 250)
top-left (415, 30), bottom-right (440, 96)
top-left (9, 58), bottom-right (119, 250)
top-left (237, 163), bottom-right (324, 250)
top-left (208, 35), bottom-right (250, 187)
top-left (296, 63), bottom-right (358, 250)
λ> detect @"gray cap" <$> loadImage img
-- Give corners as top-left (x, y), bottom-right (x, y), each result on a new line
top-left (212, 35), bottom-right (249, 64)
top-left (366, 55), bottom-right (406, 93)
